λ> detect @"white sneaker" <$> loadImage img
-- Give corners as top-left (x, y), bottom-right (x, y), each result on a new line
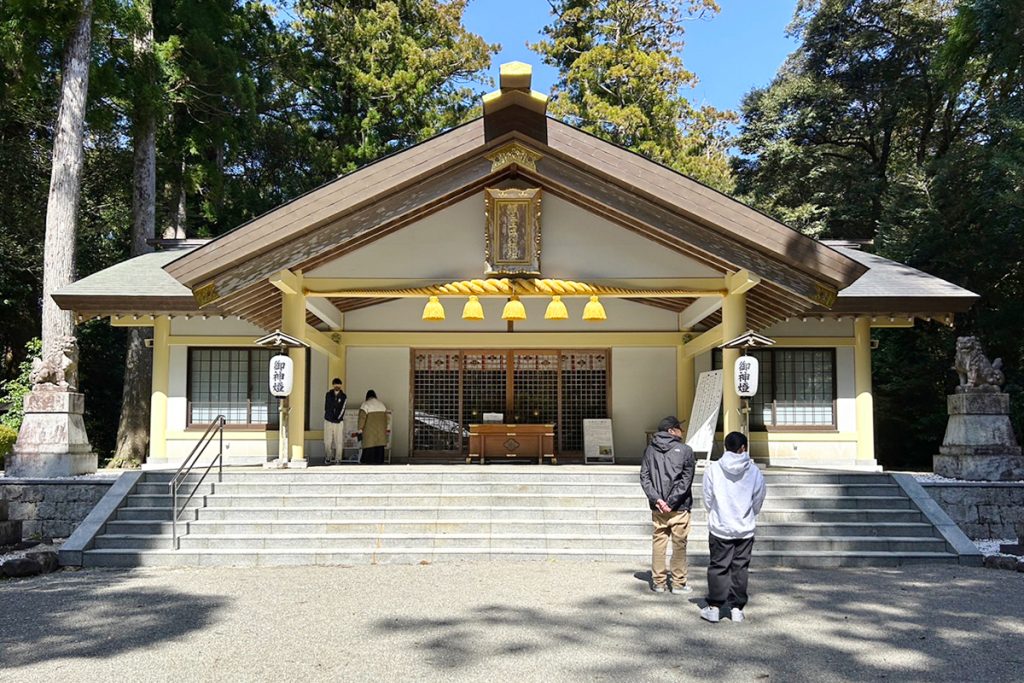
top-left (700, 605), bottom-right (720, 623)
top-left (652, 584), bottom-right (667, 593)
top-left (671, 584), bottom-right (693, 594)
top-left (730, 608), bottom-right (745, 622)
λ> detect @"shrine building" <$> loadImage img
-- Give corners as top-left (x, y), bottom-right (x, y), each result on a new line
top-left (52, 63), bottom-right (977, 470)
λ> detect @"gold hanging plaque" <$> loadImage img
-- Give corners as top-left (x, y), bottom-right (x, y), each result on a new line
top-left (484, 187), bottom-right (541, 277)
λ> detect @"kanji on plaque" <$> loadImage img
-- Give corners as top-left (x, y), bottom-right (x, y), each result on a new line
top-left (269, 354), bottom-right (294, 397)
top-left (734, 355), bottom-right (759, 398)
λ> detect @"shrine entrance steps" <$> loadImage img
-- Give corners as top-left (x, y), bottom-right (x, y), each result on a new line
top-left (70, 466), bottom-right (978, 568)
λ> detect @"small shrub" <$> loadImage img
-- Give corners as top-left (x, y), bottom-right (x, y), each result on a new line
top-left (1, 338), bottom-right (40, 432)
top-left (0, 423), bottom-right (16, 468)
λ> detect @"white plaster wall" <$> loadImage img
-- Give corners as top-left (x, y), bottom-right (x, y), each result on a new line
top-left (835, 347), bottom-right (856, 432)
top-left (309, 349), bottom-right (329, 430)
top-left (763, 318), bottom-right (854, 337)
top-left (170, 317), bottom-right (265, 336)
top-left (342, 296), bottom-right (679, 332)
top-left (167, 346), bottom-right (188, 432)
top-left (307, 193), bottom-right (720, 280)
top-left (345, 347), bottom-right (411, 459)
top-left (611, 348), bottom-right (677, 464)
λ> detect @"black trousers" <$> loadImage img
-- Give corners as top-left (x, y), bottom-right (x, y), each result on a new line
top-left (361, 445), bottom-right (386, 464)
top-left (706, 534), bottom-right (755, 610)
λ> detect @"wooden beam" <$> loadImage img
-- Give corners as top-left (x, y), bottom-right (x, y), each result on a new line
top-left (269, 269), bottom-right (301, 295)
top-left (305, 324), bottom-right (341, 358)
top-left (306, 298), bottom-right (344, 330)
top-left (682, 324), bottom-right (723, 359)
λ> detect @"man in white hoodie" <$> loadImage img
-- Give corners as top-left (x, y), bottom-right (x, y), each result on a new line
top-left (700, 431), bottom-right (766, 623)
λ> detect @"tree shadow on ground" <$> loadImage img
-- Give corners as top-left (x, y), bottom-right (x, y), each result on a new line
top-left (372, 565), bottom-right (1024, 681)
top-left (0, 569), bottom-right (227, 668)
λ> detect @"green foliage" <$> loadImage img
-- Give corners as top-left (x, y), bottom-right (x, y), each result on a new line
top-left (735, 0), bottom-right (1024, 467)
top-left (0, 338), bottom-right (39, 432)
top-left (0, 424), bottom-right (16, 467)
top-left (532, 0), bottom-right (736, 191)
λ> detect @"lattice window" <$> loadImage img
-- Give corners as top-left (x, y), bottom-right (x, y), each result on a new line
top-left (713, 348), bottom-right (835, 429)
top-left (412, 351), bottom-right (462, 453)
top-left (559, 351), bottom-right (609, 452)
top-left (188, 348), bottom-right (279, 426)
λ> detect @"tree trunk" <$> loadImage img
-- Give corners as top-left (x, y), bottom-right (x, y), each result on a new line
top-left (41, 0), bottom-right (93, 373)
top-left (164, 157), bottom-right (187, 239)
top-left (111, 0), bottom-right (156, 468)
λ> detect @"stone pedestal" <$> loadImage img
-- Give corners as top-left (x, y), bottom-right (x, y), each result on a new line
top-left (0, 500), bottom-right (22, 546)
top-left (933, 392), bottom-right (1024, 481)
top-left (5, 391), bottom-right (97, 478)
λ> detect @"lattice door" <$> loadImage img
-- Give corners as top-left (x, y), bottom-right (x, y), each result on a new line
top-left (461, 352), bottom-right (508, 451)
top-left (559, 351), bottom-right (609, 453)
top-left (412, 351), bottom-right (462, 454)
top-left (512, 351), bottom-right (559, 426)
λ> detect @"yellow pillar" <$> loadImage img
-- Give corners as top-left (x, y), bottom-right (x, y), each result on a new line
top-left (148, 315), bottom-right (170, 462)
top-left (677, 344), bottom-right (694, 425)
top-left (281, 276), bottom-right (307, 462)
top-left (328, 344), bottom-right (346, 388)
top-left (721, 289), bottom-right (747, 435)
top-left (854, 316), bottom-right (875, 464)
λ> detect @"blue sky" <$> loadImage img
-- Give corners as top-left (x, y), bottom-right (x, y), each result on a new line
top-left (462, 0), bottom-right (799, 115)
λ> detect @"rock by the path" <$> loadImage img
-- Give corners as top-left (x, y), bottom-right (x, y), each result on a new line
top-left (1, 557), bottom-right (43, 578)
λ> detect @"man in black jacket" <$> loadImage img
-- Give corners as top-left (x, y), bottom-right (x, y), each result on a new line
top-left (323, 378), bottom-right (347, 464)
top-left (640, 415), bottom-right (696, 594)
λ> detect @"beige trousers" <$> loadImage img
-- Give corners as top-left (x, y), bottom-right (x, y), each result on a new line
top-left (651, 509), bottom-right (691, 588)
top-left (324, 421), bottom-right (344, 462)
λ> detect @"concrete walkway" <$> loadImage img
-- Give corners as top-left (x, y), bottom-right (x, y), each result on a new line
top-left (1, 562), bottom-right (1022, 682)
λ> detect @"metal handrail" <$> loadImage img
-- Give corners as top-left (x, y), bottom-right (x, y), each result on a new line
top-left (169, 415), bottom-right (225, 549)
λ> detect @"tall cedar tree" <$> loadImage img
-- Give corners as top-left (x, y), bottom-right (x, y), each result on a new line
top-left (532, 0), bottom-right (736, 191)
top-left (734, 0), bottom-right (1024, 467)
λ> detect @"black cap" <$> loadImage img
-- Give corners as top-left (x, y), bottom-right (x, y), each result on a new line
top-left (657, 416), bottom-right (681, 432)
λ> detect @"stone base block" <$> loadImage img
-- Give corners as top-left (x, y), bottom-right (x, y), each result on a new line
top-left (933, 453), bottom-right (1024, 482)
top-left (1000, 543), bottom-right (1024, 555)
top-left (5, 451), bottom-right (98, 478)
top-left (6, 389), bottom-right (97, 477)
top-left (0, 519), bottom-right (23, 546)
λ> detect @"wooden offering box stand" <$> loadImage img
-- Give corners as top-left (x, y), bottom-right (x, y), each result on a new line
top-left (467, 424), bottom-right (556, 465)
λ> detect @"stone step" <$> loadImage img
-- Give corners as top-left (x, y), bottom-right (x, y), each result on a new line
top-left (102, 518), bottom-right (942, 538)
top-left (93, 532), bottom-right (950, 553)
top-left (180, 505), bottom-right (924, 524)
top-left (140, 470), bottom-right (896, 485)
top-left (137, 482), bottom-right (902, 497)
top-left (80, 547), bottom-right (958, 569)
top-left (123, 493), bottom-right (912, 511)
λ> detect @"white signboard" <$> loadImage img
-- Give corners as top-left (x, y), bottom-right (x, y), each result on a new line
top-left (685, 370), bottom-right (723, 457)
top-left (583, 418), bottom-right (615, 464)
top-left (268, 354), bottom-right (293, 397)
top-left (735, 355), bottom-right (759, 397)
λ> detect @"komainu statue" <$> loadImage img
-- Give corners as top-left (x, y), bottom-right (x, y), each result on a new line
top-left (29, 335), bottom-right (79, 392)
top-left (953, 336), bottom-right (1004, 393)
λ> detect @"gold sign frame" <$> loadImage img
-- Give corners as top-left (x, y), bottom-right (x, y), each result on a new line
top-left (484, 187), bottom-right (542, 277)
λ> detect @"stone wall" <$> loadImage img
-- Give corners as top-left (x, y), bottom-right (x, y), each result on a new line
top-left (0, 477), bottom-right (115, 539)
top-left (922, 482), bottom-right (1024, 539)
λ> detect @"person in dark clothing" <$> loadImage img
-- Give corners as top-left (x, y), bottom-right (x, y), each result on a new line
top-left (639, 415), bottom-right (696, 594)
top-left (323, 378), bottom-right (347, 464)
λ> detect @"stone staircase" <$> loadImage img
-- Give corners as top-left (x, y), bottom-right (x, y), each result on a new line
top-left (68, 467), bottom-right (972, 568)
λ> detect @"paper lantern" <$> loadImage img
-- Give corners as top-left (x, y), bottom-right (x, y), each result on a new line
top-left (269, 354), bottom-right (294, 398)
top-left (734, 354), bottom-right (759, 397)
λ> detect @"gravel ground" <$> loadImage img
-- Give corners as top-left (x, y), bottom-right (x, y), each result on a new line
top-left (1, 562), bottom-right (1023, 682)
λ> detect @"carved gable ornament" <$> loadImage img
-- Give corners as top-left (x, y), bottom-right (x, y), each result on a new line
top-left (484, 187), bottom-right (541, 277)
top-left (485, 142), bottom-right (543, 173)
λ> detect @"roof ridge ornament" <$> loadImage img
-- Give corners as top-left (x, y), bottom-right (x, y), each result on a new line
top-left (482, 62), bottom-right (549, 117)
